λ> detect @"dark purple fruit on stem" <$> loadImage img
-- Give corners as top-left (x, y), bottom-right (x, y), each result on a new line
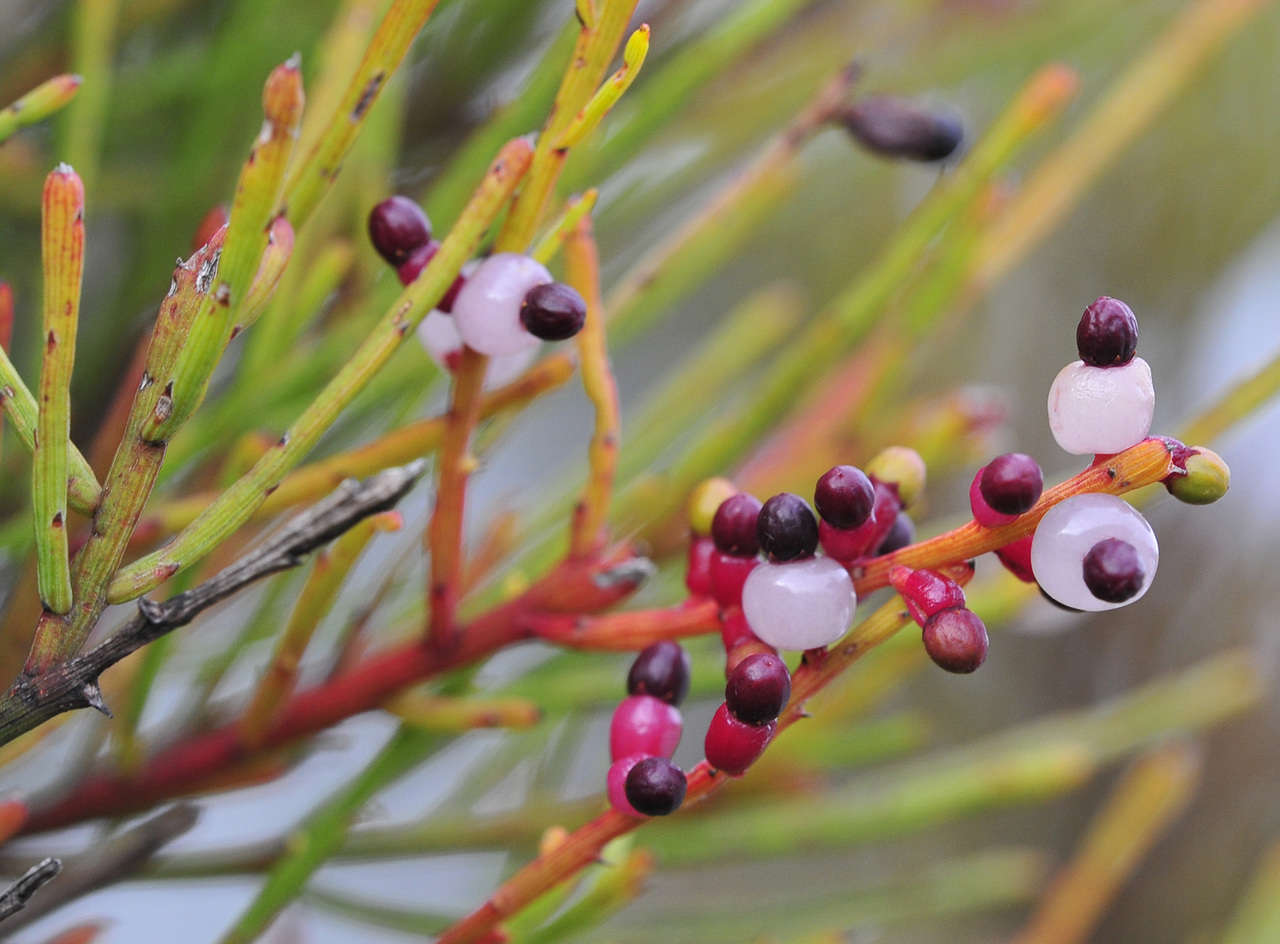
top-left (814, 465), bottom-right (875, 529)
top-left (725, 652), bottom-right (791, 725)
top-left (757, 493), bottom-right (819, 561)
top-left (712, 493), bottom-right (763, 556)
top-left (368, 195), bottom-right (432, 266)
top-left (520, 281), bottom-right (587, 341)
top-left (627, 641), bottom-right (692, 706)
top-left (876, 512), bottom-right (915, 555)
top-left (1076, 296), bottom-right (1138, 367)
top-left (922, 608), bottom-right (988, 673)
top-left (979, 453), bottom-right (1044, 516)
top-left (1082, 538), bottom-right (1144, 603)
top-left (838, 97), bottom-right (964, 162)
top-left (624, 756), bottom-right (687, 816)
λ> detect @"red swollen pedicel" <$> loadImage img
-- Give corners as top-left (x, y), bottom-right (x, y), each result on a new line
top-left (995, 534), bottom-right (1036, 583)
top-left (922, 608), bottom-right (989, 674)
top-left (627, 641), bottom-right (692, 706)
top-left (368, 195), bottom-right (432, 266)
top-left (704, 703), bottom-right (775, 775)
top-left (609, 694), bottom-right (682, 761)
top-left (889, 566), bottom-right (966, 627)
top-left (709, 551), bottom-right (758, 608)
top-left (685, 537), bottom-right (715, 596)
top-left (817, 479), bottom-right (902, 561)
top-left (624, 757), bottom-right (687, 816)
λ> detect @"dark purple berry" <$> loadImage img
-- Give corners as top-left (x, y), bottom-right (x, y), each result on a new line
top-left (757, 493), bottom-right (819, 561)
top-left (627, 641), bottom-right (692, 707)
top-left (814, 465), bottom-right (875, 529)
top-left (725, 652), bottom-right (790, 725)
top-left (1076, 296), bottom-right (1138, 367)
top-left (368, 195), bottom-right (431, 266)
top-left (712, 493), bottom-right (762, 557)
top-left (520, 282), bottom-right (587, 341)
top-left (624, 756), bottom-right (687, 816)
top-left (876, 512), bottom-right (915, 555)
top-left (922, 608), bottom-right (988, 673)
top-left (979, 453), bottom-right (1044, 516)
top-left (1082, 538), bottom-right (1144, 603)
top-left (837, 97), bottom-right (964, 162)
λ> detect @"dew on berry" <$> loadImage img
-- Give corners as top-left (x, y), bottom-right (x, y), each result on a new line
top-left (451, 252), bottom-right (551, 356)
top-left (712, 492), bottom-right (763, 556)
top-left (368, 195), bottom-right (431, 266)
top-left (814, 465), bottom-right (875, 530)
top-left (704, 703), bottom-right (775, 775)
top-left (757, 493), bottom-right (819, 561)
top-left (1047, 357), bottom-right (1155, 455)
top-left (1076, 296), bottom-right (1138, 367)
top-left (1030, 493), bottom-right (1158, 611)
top-left (520, 281), bottom-right (587, 341)
top-left (627, 641), bottom-right (692, 706)
top-left (922, 607), bottom-right (988, 673)
top-left (725, 652), bottom-right (791, 725)
top-left (742, 556), bottom-right (856, 651)
top-left (609, 694), bottom-right (682, 761)
top-left (624, 756), bottom-right (687, 816)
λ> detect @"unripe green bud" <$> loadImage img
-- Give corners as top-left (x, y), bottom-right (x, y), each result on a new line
top-left (865, 446), bottom-right (927, 509)
top-left (1166, 447), bottom-right (1229, 505)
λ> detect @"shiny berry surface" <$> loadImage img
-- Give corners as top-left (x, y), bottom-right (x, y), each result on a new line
top-left (624, 757), bottom-right (687, 816)
top-left (609, 694), bottom-right (682, 762)
top-left (725, 652), bottom-right (791, 725)
top-left (711, 493), bottom-right (762, 556)
top-left (1047, 358), bottom-right (1154, 455)
top-left (704, 703), bottom-right (775, 775)
top-left (627, 641), bottom-right (692, 706)
top-left (742, 557), bottom-right (856, 651)
top-left (922, 608), bottom-right (988, 673)
top-left (980, 453), bottom-right (1043, 515)
top-left (757, 493), bottom-right (819, 561)
top-left (368, 195), bottom-right (431, 266)
top-left (1082, 538), bottom-right (1145, 603)
top-left (451, 252), bottom-right (551, 356)
top-left (520, 282), bottom-right (587, 341)
top-left (709, 551), bottom-right (758, 608)
top-left (968, 468), bottom-right (1017, 528)
top-left (1076, 296), bottom-right (1138, 367)
top-left (814, 465), bottom-right (875, 529)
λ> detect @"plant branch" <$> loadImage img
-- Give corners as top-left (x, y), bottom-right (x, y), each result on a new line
top-left (0, 463), bottom-right (425, 745)
top-left (0, 857), bottom-right (60, 923)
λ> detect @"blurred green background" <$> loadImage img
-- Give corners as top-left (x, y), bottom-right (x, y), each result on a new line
top-left (0, 0), bottom-right (1278, 941)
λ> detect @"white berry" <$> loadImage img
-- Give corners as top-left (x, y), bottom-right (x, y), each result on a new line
top-left (742, 557), bottom-right (856, 651)
top-left (1047, 357), bottom-right (1154, 455)
top-left (450, 253), bottom-right (550, 356)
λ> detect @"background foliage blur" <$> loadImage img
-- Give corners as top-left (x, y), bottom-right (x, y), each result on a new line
top-left (0, 0), bottom-right (1278, 941)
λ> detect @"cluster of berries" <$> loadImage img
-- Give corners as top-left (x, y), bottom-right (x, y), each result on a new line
top-left (683, 450), bottom-right (921, 655)
top-left (607, 642), bottom-right (690, 817)
top-left (367, 195), bottom-right (588, 388)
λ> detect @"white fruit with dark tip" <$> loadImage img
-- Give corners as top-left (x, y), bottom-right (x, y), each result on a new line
top-left (1047, 357), bottom-right (1154, 455)
top-left (416, 309), bottom-right (535, 390)
top-left (742, 557), bottom-right (856, 651)
top-left (1030, 493), bottom-right (1158, 611)
top-left (450, 253), bottom-right (551, 356)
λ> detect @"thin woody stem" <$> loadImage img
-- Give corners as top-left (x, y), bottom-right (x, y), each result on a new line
top-left (564, 215), bottom-right (619, 559)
